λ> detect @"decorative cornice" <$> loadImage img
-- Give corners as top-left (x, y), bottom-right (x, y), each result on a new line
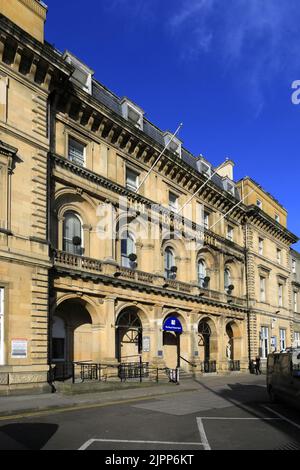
top-left (52, 266), bottom-right (248, 313)
top-left (19, 0), bottom-right (47, 19)
top-left (0, 141), bottom-right (18, 158)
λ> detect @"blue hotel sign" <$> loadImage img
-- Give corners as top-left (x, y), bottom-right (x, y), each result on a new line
top-left (163, 317), bottom-right (183, 334)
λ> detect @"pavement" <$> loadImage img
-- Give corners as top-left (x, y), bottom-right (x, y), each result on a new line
top-left (0, 373), bottom-right (265, 418)
top-left (1, 373), bottom-right (300, 450)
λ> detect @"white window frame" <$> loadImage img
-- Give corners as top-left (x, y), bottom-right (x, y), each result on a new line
top-left (169, 192), bottom-right (179, 212)
top-left (260, 277), bottom-right (266, 302)
top-left (0, 288), bottom-right (4, 365)
top-left (294, 332), bottom-right (300, 348)
top-left (256, 199), bottom-right (263, 209)
top-left (292, 259), bottom-right (296, 274)
top-left (126, 167), bottom-right (139, 192)
top-left (275, 214), bottom-right (280, 223)
top-left (258, 238), bottom-right (264, 255)
top-left (261, 326), bottom-right (269, 359)
top-left (68, 137), bottom-right (86, 167)
top-left (227, 225), bottom-right (234, 241)
top-left (277, 249), bottom-right (282, 264)
top-left (278, 284), bottom-right (283, 307)
top-left (279, 329), bottom-right (286, 351)
top-left (203, 211), bottom-right (209, 230)
top-left (294, 291), bottom-right (298, 313)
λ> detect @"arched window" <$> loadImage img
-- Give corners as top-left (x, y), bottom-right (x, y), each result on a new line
top-left (121, 231), bottom-right (137, 269)
top-left (63, 212), bottom-right (83, 255)
top-left (164, 247), bottom-right (176, 279)
top-left (198, 260), bottom-right (207, 288)
top-left (224, 268), bottom-right (231, 291)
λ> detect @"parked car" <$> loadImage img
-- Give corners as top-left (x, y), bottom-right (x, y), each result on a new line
top-left (267, 348), bottom-right (300, 407)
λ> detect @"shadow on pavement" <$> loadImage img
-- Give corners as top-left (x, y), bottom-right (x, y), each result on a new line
top-left (0, 423), bottom-right (58, 450)
top-left (194, 378), bottom-right (300, 448)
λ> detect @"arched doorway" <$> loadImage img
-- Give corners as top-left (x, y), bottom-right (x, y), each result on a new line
top-left (51, 299), bottom-right (93, 363)
top-left (162, 315), bottom-right (183, 369)
top-left (226, 323), bottom-right (234, 360)
top-left (116, 309), bottom-right (142, 362)
top-left (198, 320), bottom-right (211, 362)
top-left (198, 317), bottom-right (218, 364)
top-left (226, 321), bottom-right (242, 362)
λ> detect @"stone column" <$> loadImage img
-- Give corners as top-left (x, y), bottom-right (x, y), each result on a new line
top-left (99, 296), bottom-right (118, 363)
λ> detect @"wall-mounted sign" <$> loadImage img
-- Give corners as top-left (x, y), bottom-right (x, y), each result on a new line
top-left (143, 336), bottom-right (150, 352)
top-left (163, 317), bottom-right (183, 334)
top-left (271, 336), bottom-right (277, 350)
top-left (11, 339), bottom-right (28, 359)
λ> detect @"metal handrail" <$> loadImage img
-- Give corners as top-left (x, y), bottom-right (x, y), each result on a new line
top-left (179, 356), bottom-right (197, 368)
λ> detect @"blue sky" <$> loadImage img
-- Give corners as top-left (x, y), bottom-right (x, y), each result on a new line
top-left (45, 0), bottom-right (300, 249)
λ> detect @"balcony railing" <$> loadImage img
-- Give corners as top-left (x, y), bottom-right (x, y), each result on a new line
top-left (53, 250), bottom-right (247, 307)
top-left (54, 250), bottom-right (103, 273)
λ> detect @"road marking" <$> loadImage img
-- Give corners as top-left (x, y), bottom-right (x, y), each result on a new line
top-left (263, 406), bottom-right (300, 430)
top-left (196, 418), bottom-right (211, 451)
top-left (196, 415), bottom-right (282, 451)
top-left (198, 417), bottom-right (281, 420)
top-left (79, 439), bottom-right (205, 451)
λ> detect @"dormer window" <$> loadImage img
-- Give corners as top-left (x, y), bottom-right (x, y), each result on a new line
top-left (163, 132), bottom-right (182, 158)
top-left (224, 179), bottom-right (235, 195)
top-left (121, 98), bottom-right (144, 130)
top-left (63, 51), bottom-right (93, 95)
top-left (200, 161), bottom-right (212, 177)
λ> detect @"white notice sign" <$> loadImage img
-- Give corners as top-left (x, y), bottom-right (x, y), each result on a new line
top-left (11, 339), bottom-right (28, 359)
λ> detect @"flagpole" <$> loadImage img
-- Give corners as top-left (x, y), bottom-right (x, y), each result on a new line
top-left (135, 123), bottom-right (183, 194)
top-left (177, 162), bottom-right (227, 215)
top-left (208, 189), bottom-right (255, 231)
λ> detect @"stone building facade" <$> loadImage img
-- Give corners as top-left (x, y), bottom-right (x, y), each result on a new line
top-left (0, 0), bottom-right (298, 393)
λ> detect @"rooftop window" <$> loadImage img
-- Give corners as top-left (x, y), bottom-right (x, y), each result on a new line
top-left (163, 132), bottom-right (182, 158)
top-left (121, 98), bottom-right (144, 130)
top-left (63, 51), bottom-right (94, 95)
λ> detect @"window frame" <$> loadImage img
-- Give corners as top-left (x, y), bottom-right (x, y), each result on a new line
top-left (68, 136), bottom-right (86, 167)
top-left (168, 191), bottom-right (179, 212)
top-left (63, 211), bottom-right (84, 256)
top-left (125, 166), bottom-right (140, 192)
top-left (121, 231), bottom-right (137, 269)
top-left (260, 326), bottom-right (269, 359)
top-left (164, 247), bottom-right (176, 280)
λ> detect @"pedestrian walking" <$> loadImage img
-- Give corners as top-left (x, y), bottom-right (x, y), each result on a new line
top-left (255, 356), bottom-right (261, 375)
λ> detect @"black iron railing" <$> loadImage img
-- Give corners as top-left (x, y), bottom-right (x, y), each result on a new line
top-left (118, 362), bottom-right (149, 382)
top-left (200, 360), bottom-right (217, 373)
top-left (228, 360), bottom-right (241, 371)
top-left (48, 362), bottom-right (74, 382)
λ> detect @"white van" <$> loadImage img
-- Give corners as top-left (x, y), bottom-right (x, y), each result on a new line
top-left (267, 348), bottom-right (300, 407)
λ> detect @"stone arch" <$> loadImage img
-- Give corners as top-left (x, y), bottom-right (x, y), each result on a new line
top-left (225, 320), bottom-right (242, 361)
top-left (51, 296), bottom-right (100, 363)
top-left (198, 315), bottom-right (218, 363)
top-left (115, 213), bottom-right (149, 269)
top-left (55, 293), bottom-right (102, 326)
top-left (54, 191), bottom-right (96, 257)
top-left (162, 311), bottom-right (189, 370)
top-left (224, 258), bottom-right (242, 296)
top-left (115, 304), bottom-right (150, 362)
